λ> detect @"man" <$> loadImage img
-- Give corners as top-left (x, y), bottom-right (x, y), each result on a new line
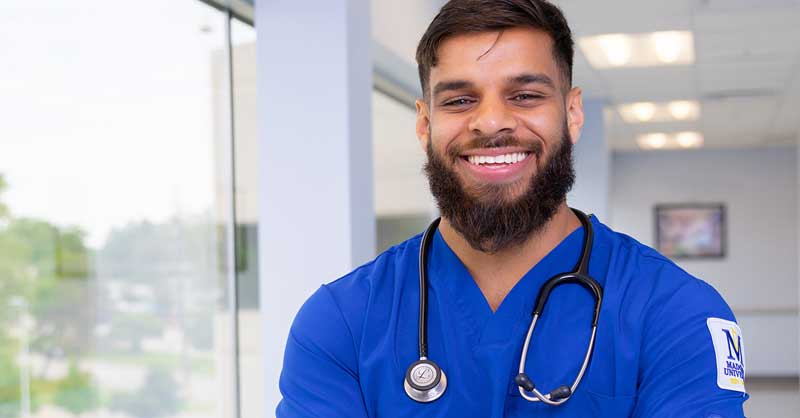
top-left (277, 1), bottom-right (748, 417)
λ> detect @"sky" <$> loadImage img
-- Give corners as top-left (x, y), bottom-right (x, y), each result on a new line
top-left (0, 0), bottom-right (255, 248)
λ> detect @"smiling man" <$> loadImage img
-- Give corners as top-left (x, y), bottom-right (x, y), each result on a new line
top-left (276, 1), bottom-right (748, 417)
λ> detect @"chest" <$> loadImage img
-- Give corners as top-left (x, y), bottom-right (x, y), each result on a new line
top-left (356, 280), bottom-right (642, 418)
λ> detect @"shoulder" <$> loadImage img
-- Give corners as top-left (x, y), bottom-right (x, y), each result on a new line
top-left (322, 233), bottom-right (422, 318)
top-left (593, 223), bottom-right (747, 411)
top-left (326, 233), bottom-right (422, 300)
top-left (593, 220), bottom-right (735, 322)
top-left (291, 233), bottom-right (423, 351)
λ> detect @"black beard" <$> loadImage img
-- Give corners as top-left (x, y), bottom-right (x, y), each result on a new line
top-left (424, 130), bottom-right (575, 253)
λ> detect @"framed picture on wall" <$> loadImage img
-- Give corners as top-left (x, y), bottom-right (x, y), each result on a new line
top-left (655, 204), bottom-right (726, 259)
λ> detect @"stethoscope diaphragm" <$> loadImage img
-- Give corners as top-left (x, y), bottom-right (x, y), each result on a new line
top-left (404, 358), bottom-right (447, 403)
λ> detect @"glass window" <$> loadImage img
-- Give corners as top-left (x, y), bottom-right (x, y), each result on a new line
top-left (230, 16), bottom-right (261, 418)
top-left (0, 1), bottom-right (253, 417)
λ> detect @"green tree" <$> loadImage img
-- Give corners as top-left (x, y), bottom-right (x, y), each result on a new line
top-left (51, 362), bottom-right (99, 415)
top-left (1, 219), bottom-right (96, 364)
top-left (0, 174), bottom-right (97, 415)
top-left (0, 341), bottom-right (21, 418)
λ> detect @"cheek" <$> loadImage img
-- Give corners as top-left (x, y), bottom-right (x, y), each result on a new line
top-left (520, 108), bottom-right (565, 147)
top-left (430, 115), bottom-right (467, 156)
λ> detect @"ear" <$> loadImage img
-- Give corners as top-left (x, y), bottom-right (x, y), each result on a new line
top-left (565, 87), bottom-right (584, 144)
top-left (415, 98), bottom-right (431, 152)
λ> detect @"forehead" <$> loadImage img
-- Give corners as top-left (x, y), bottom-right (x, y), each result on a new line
top-left (431, 27), bottom-right (561, 88)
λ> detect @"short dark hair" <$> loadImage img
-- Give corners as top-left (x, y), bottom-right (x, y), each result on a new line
top-left (415, 0), bottom-right (574, 98)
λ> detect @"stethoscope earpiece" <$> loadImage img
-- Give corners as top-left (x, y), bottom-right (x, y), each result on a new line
top-left (404, 358), bottom-right (447, 403)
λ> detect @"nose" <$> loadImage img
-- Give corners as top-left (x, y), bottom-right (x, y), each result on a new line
top-left (467, 96), bottom-right (518, 137)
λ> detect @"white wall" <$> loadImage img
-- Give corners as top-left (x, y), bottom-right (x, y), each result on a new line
top-left (610, 146), bottom-right (799, 416)
top-left (256, 0), bottom-right (374, 413)
top-left (610, 147), bottom-right (797, 313)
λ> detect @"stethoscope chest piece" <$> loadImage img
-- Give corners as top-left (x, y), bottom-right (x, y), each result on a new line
top-left (404, 358), bottom-right (447, 403)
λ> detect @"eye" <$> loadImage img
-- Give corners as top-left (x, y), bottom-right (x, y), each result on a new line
top-left (442, 97), bottom-right (475, 107)
top-left (510, 93), bottom-right (544, 102)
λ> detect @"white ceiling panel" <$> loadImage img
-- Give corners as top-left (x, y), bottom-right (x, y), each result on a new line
top-left (698, 59), bottom-right (794, 98)
top-left (696, 27), bottom-right (800, 63)
top-left (694, 7), bottom-right (800, 65)
top-left (600, 66), bottom-right (696, 103)
top-left (700, 96), bottom-right (779, 146)
top-left (694, 3), bottom-right (800, 31)
top-left (694, 0), bottom-right (800, 13)
top-left (555, 0), bottom-right (695, 35)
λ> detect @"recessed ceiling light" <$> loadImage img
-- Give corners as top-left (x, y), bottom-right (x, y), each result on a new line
top-left (675, 131), bottom-right (704, 148)
top-left (598, 34), bottom-right (632, 67)
top-left (617, 100), bottom-right (700, 123)
top-left (652, 31), bottom-right (686, 63)
top-left (637, 131), bottom-right (704, 150)
top-left (668, 100), bottom-right (699, 120)
top-left (578, 31), bottom-right (694, 69)
top-left (630, 102), bottom-right (656, 122)
top-left (638, 133), bottom-right (668, 149)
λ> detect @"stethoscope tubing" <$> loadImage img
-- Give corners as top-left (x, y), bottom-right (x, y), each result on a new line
top-left (417, 217), bottom-right (441, 359)
top-left (517, 314), bottom-right (598, 404)
top-left (408, 208), bottom-right (602, 405)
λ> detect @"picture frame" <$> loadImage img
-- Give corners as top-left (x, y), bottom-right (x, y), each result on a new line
top-left (654, 204), bottom-right (726, 259)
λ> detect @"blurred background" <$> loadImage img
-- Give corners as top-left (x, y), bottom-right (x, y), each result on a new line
top-left (0, 0), bottom-right (797, 417)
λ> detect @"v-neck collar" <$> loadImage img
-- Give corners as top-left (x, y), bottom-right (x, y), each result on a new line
top-left (427, 217), bottom-right (591, 346)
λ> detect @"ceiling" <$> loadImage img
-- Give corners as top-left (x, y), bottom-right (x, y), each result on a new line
top-left (371, 0), bottom-right (800, 151)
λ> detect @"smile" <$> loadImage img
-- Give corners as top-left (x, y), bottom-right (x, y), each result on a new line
top-left (458, 148), bottom-right (535, 183)
top-left (465, 152), bottom-right (531, 167)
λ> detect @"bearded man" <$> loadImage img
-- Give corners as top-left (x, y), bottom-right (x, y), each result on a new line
top-left (277, 1), bottom-right (747, 417)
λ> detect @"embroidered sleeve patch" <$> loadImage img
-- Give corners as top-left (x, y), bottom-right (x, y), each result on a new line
top-left (706, 318), bottom-right (746, 393)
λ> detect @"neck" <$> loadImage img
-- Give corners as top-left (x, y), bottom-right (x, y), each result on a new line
top-left (438, 202), bottom-right (582, 312)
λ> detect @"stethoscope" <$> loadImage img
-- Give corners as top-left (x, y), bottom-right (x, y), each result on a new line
top-left (404, 208), bottom-right (603, 406)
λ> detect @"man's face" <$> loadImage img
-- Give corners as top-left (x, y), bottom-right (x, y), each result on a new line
top-left (416, 27), bottom-right (585, 252)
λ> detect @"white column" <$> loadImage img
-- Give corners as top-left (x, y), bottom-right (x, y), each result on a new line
top-left (255, 0), bottom-right (374, 413)
top-left (569, 99), bottom-right (610, 221)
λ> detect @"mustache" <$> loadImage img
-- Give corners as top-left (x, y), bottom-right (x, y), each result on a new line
top-left (446, 134), bottom-right (543, 160)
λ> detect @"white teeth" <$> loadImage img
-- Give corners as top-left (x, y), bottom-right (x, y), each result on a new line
top-left (466, 152), bottom-right (529, 166)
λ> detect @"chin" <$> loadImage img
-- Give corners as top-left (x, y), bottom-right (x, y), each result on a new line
top-left (464, 177), bottom-right (532, 202)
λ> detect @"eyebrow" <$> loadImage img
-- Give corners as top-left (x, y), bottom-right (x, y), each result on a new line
top-left (508, 73), bottom-right (555, 89)
top-left (431, 73), bottom-right (556, 98)
top-left (432, 80), bottom-right (474, 98)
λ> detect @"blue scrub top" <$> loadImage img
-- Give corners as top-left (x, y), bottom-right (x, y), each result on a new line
top-left (277, 215), bottom-right (748, 417)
